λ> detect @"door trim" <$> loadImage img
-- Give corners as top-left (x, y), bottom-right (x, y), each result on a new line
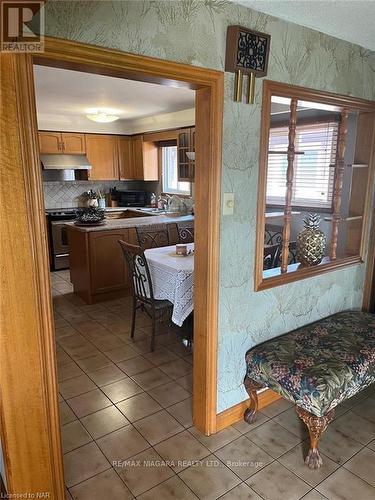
top-left (1, 37), bottom-right (223, 496)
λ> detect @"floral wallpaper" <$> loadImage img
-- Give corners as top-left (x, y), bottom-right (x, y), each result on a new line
top-left (40, 0), bottom-right (375, 412)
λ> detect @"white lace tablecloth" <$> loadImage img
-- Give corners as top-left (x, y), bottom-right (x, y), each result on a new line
top-left (145, 244), bottom-right (194, 326)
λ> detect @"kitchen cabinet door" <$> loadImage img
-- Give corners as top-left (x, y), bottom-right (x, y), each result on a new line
top-left (117, 136), bottom-right (133, 179)
top-left (131, 135), bottom-right (144, 180)
top-left (131, 135), bottom-right (158, 181)
top-left (85, 134), bottom-right (119, 180)
top-left (61, 133), bottom-right (86, 154)
top-left (177, 128), bottom-right (195, 181)
top-left (89, 229), bottom-right (129, 294)
top-left (39, 131), bottom-right (62, 153)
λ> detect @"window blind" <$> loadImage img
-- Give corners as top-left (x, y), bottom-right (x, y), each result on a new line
top-left (266, 122), bottom-right (338, 209)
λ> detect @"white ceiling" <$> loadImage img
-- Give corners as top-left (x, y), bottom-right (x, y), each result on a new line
top-left (33, 65), bottom-right (195, 134)
top-left (235, 0), bottom-right (375, 51)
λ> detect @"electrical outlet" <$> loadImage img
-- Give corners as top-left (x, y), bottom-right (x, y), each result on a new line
top-left (223, 193), bottom-right (234, 215)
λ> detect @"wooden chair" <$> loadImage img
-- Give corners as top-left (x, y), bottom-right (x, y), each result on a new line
top-left (118, 240), bottom-right (172, 351)
top-left (135, 224), bottom-right (169, 250)
top-left (176, 220), bottom-right (194, 244)
top-left (275, 241), bottom-right (297, 267)
top-left (263, 243), bottom-right (280, 270)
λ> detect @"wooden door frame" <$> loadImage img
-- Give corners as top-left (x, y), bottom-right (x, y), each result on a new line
top-left (1, 37), bottom-right (223, 497)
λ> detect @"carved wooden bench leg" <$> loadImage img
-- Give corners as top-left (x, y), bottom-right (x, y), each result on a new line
top-left (296, 406), bottom-right (335, 469)
top-left (243, 377), bottom-right (263, 424)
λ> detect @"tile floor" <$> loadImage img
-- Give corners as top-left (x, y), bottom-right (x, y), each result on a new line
top-left (52, 270), bottom-right (375, 500)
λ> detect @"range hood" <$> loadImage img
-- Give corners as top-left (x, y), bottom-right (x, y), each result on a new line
top-left (41, 154), bottom-right (92, 182)
top-left (41, 154), bottom-right (92, 170)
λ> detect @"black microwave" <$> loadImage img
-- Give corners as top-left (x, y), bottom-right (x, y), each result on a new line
top-left (116, 190), bottom-right (151, 207)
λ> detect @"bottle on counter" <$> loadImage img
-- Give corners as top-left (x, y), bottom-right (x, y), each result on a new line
top-left (109, 187), bottom-right (118, 207)
top-left (150, 192), bottom-right (157, 208)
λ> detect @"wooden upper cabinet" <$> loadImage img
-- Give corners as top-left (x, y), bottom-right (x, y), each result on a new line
top-left (131, 135), bottom-right (158, 181)
top-left (39, 131), bottom-right (86, 154)
top-left (117, 136), bottom-right (133, 180)
top-left (85, 134), bottom-right (119, 180)
top-left (61, 133), bottom-right (86, 154)
top-left (38, 132), bottom-right (62, 153)
top-left (178, 127), bottom-right (195, 181)
top-left (132, 135), bottom-right (145, 180)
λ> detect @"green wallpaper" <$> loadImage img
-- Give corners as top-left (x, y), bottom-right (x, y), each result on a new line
top-left (41, 0), bottom-right (375, 412)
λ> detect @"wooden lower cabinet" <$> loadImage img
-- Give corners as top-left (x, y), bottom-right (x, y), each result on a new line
top-left (68, 227), bottom-right (136, 304)
top-left (90, 229), bottom-right (129, 296)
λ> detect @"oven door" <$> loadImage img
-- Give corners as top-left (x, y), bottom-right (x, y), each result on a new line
top-left (51, 221), bottom-right (70, 255)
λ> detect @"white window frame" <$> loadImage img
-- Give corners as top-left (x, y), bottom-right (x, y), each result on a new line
top-left (161, 145), bottom-right (191, 196)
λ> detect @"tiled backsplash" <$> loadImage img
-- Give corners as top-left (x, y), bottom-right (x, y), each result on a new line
top-left (43, 180), bottom-right (159, 209)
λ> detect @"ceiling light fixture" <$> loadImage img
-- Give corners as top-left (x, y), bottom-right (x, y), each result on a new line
top-left (86, 110), bottom-right (120, 123)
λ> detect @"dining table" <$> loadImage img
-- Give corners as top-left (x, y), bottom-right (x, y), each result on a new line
top-left (144, 243), bottom-right (194, 327)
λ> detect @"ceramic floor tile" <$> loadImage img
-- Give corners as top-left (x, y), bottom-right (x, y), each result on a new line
top-left (134, 409), bottom-right (184, 445)
top-left (69, 468), bottom-right (133, 500)
top-left (66, 389), bottom-right (112, 418)
top-left (300, 490), bottom-right (328, 500)
top-left (278, 442), bottom-right (339, 487)
top-left (167, 397), bottom-right (193, 428)
top-left (344, 447), bottom-right (375, 487)
top-left (116, 392), bottom-right (162, 422)
top-left (59, 374), bottom-right (97, 399)
top-left (96, 425), bottom-right (149, 463)
top-left (63, 442), bottom-right (110, 488)
top-left (316, 466), bottom-right (375, 500)
top-left (176, 373), bottom-right (193, 393)
top-left (58, 361), bottom-right (85, 382)
top-left (131, 367), bottom-right (171, 391)
top-left (273, 407), bottom-right (309, 439)
top-left (178, 454), bottom-right (241, 500)
top-left (246, 420), bottom-right (301, 458)
top-left (143, 347), bottom-right (179, 366)
top-left (154, 430), bottom-right (210, 472)
top-left (80, 405), bottom-right (129, 439)
top-left (136, 475), bottom-right (198, 500)
top-left (219, 483), bottom-right (263, 500)
top-left (368, 439), bottom-right (375, 451)
top-left (318, 424), bottom-right (363, 464)
top-left (331, 410), bottom-right (375, 445)
top-left (232, 412), bottom-right (270, 434)
top-left (59, 401), bottom-right (77, 425)
top-left (76, 353), bottom-right (113, 372)
top-left (189, 426), bottom-right (241, 453)
top-left (247, 461), bottom-right (311, 500)
top-left (259, 398), bottom-right (294, 418)
top-left (101, 378), bottom-right (143, 403)
top-left (115, 447), bottom-right (174, 496)
top-left (159, 359), bottom-right (192, 379)
top-left (104, 344), bottom-right (138, 363)
top-left (147, 381), bottom-right (190, 408)
top-left (351, 397), bottom-right (375, 423)
top-left (88, 364), bottom-right (127, 387)
top-left (215, 435), bottom-right (273, 480)
top-left (117, 355), bottom-right (154, 376)
top-left (61, 420), bottom-right (92, 453)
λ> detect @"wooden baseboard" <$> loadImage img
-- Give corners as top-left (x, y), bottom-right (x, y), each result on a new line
top-left (215, 389), bottom-right (281, 432)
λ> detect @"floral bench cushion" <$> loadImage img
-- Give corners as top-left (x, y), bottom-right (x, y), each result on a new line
top-left (245, 310), bottom-right (375, 417)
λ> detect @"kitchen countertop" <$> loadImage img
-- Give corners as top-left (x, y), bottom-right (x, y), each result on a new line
top-left (66, 214), bottom-right (194, 232)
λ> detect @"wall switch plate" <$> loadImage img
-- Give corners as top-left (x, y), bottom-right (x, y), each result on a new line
top-left (223, 192), bottom-right (234, 215)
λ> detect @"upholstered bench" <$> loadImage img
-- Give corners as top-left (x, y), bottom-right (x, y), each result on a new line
top-left (244, 310), bottom-right (375, 469)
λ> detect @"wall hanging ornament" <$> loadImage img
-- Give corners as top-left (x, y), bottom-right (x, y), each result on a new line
top-left (296, 213), bottom-right (327, 267)
top-left (225, 25), bottom-right (271, 104)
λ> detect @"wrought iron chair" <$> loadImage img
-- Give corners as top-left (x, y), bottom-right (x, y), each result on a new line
top-left (136, 224), bottom-right (169, 250)
top-left (263, 243), bottom-right (280, 270)
top-left (176, 220), bottom-right (194, 244)
top-left (118, 240), bottom-right (172, 351)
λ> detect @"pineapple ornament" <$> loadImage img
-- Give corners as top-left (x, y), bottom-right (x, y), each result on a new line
top-left (296, 213), bottom-right (326, 267)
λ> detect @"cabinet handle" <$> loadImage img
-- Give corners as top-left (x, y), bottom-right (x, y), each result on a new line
top-left (59, 141), bottom-right (65, 152)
